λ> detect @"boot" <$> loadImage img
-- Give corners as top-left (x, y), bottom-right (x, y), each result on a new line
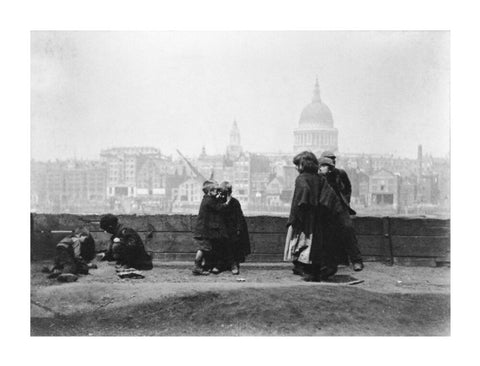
top-left (353, 261), bottom-right (364, 272)
top-left (292, 261), bottom-right (305, 276)
top-left (192, 260), bottom-right (209, 276)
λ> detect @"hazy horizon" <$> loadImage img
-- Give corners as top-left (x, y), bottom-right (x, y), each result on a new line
top-left (31, 31), bottom-right (450, 161)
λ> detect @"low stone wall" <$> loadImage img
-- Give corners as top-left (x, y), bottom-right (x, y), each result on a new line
top-left (30, 214), bottom-right (450, 266)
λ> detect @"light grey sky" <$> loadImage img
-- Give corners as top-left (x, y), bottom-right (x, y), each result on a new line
top-left (31, 31), bottom-right (449, 160)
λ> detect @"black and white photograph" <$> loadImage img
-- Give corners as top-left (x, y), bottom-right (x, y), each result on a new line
top-left (4, 1), bottom-right (480, 362)
top-left (29, 30), bottom-right (451, 337)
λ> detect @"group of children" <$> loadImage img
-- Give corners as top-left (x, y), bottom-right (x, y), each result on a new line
top-left (43, 214), bottom-right (153, 282)
top-left (192, 180), bottom-right (250, 276)
top-left (42, 181), bottom-right (250, 281)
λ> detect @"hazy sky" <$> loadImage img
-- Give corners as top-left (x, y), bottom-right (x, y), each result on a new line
top-left (31, 31), bottom-right (449, 160)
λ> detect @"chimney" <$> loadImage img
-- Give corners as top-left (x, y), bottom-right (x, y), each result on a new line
top-left (417, 144), bottom-right (423, 178)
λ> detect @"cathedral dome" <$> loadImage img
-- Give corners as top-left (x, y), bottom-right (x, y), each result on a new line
top-left (298, 79), bottom-right (334, 128)
top-left (299, 102), bottom-right (334, 127)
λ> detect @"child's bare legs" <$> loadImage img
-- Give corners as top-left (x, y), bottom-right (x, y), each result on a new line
top-left (192, 249), bottom-right (210, 276)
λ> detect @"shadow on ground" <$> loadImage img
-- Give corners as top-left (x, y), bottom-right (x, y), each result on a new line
top-left (31, 285), bottom-right (449, 336)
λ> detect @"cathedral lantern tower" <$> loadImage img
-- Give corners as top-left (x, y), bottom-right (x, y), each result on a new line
top-left (293, 78), bottom-right (338, 156)
top-left (226, 119), bottom-right (243, 160)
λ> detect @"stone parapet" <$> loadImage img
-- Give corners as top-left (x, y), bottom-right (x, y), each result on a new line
top-left (31, 214), bottom-right (450, 267)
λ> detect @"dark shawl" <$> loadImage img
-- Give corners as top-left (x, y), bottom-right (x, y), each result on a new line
top-left (105, 224), bottom-right (153, 270)
top-left (193, 194), bottom-right (229, 240)
top-left (287, 172), bottom-right (349, 266)
top-left (223, 197), bottom-right (251, 260)
top-left (324, 168), bottom-right (356, 215)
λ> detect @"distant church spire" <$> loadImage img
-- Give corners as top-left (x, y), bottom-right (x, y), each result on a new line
top-left (230, 119), bottom-right (241, 146)
top-left (227, 119), bottom-right (242, 160)
top-left (312, 76), bottom-right (321, 102)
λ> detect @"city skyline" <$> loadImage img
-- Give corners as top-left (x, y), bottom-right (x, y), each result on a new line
top-left (31, 31), bottom-right (450, 161)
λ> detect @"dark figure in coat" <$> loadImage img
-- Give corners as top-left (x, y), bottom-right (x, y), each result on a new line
top-left (44, 227), bottom-right (96, 282)
top-left (319, 151), bottom-right (354, 211)
top-left (192, 180), bottom-right (231, 275)
top-left (100, 214), bottom-right (153, 270)
top-left (218, 181), bottom-right (251, 275)
top-left (285, 151), bottom-right (349, 282)
top-left (320, 151), bottom-right (364, 271)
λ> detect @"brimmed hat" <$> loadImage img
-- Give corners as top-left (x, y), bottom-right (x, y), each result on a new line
top-left (320, 150), bottom-right (336, 159)
top-left (319, 157), bottom-right (335, 167)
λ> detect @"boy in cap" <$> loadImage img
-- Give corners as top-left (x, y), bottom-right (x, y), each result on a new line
top-left (319, 153), bottom-right (364, 271)
top-left (100, 214), bottom-right (153, 270)
top-left (320, 151), bottom-right (352, 205)
top-left (192, 180), bottom-right (231, 275)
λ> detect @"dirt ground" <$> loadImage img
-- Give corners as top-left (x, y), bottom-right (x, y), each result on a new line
top-left (31, 260), bottom-right (450, 336)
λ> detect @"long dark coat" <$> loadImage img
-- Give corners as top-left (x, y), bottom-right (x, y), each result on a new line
top-left (323, 168), bottom-right (361, 264)
top-left (324, 168), bottom-right (356, 215)
top-left (193, 194), bottom-right (229, 240)
top-left (223, 197), bottom-right (251, 262)
top-left (287, 172), bottom-right (348, 266)
top-left (105, 224), bottom-right (153, 270)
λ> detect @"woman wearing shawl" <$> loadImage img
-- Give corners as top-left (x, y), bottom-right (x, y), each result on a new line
top-left (284, 151), bottom-right (347, 281)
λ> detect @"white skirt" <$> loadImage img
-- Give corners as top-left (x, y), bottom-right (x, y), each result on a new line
top-left (283, 225), bottom-right (312, 264)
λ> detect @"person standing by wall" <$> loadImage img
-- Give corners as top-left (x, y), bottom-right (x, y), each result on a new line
top-left (319, 151), bottom-right (364, 271)
top-left (218, 181), bottom-right (251, 275)
top-left (284, 151), bottom-right (347, 281)
top-left (192, 180), bottom-right (232, 275)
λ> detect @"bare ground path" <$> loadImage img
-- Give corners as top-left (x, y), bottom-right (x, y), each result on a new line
top-left (31, 261), bottom-right (450, 336)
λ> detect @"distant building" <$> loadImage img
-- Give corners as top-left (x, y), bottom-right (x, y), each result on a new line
top-left (398, 175), bottom-right (417, 212)
top-left (417, 174), bottom-right (440, 204)
top-left (340, 153), bottom-right (416, 177)
top-left (136, 156), bottom-right (169, 196)
top-left (232, 153), bottom-right (250, 204)
top-left (100, 147), bottom-right (162, 198)
top-left (368, 169), bottom-right (399, 208)
top-left (434, 158), bottom-right (450, 207)
top-left (31, 160), bottom-right (48, 211)
top-left (346, 168), bottom-right (369, 206)
top-left (196, 147), bottom-right (224, 181)
top-left (171, 176), bottom-right (204, 213)
top-left (31, 160), bottom-right (107, 213)
top-left (165, 171), bottom-right (189, 201)
top-left (248, 153), bottom-right (272, 203)
top-left (265, 175), bottom-right (284, 206)
top-left (293, 78), bottom-right (338, 155)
